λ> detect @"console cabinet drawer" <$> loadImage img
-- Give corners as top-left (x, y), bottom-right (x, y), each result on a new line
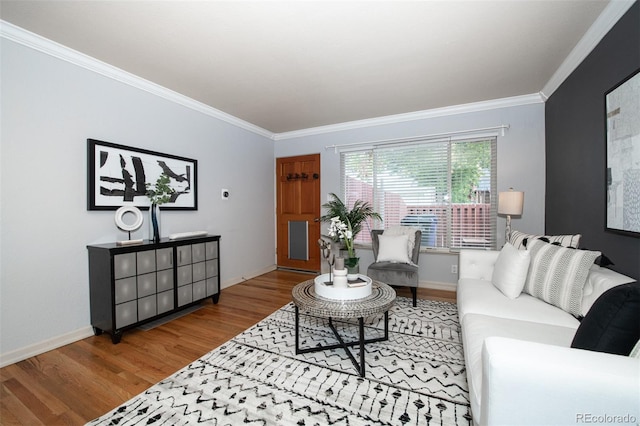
top-left (193, 262), bottom-right (206, 282)
top-left (88, 236), bottom-right (221, 344)
top-left (157, 290), bottom-right (174, 314)
top-left (193, 280), bottom-right (207, 301)
top-left (157, 269), bottom-right (173, 292)
top-left (137, 272), bottom-right (156, 298)
top-left (115, 300), bottom-right (137, 329)
top-left (115, 277), bottom-right (137, 304)
top-left (192, 243), bottom-right (206, 263)
top-left (136, 250), bottom-right (156, 275)
top-left (138, 295), bottom-right (157, 322)
top-left (177, 284), bottom-right (193, 306)
top-left (177, 265), bottom-right (193, 286)
top-left (156, 247), bottom-right (173, 270)
top-left (176, 245), bottom-right (192, 266)
top-left (114, 253), bottom-right (136, 279)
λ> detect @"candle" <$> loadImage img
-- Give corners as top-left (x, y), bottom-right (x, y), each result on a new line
top-left (335, 257), bottom-right (344, 270)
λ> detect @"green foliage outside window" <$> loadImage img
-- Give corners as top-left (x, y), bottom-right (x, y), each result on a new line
top-left (344, 140), bottom-right (491, 204)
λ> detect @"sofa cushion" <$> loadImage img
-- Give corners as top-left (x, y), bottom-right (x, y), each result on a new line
top-left (376, 234), bottom-right (411, 263)
top-left (461, 313), bottom-right (577, 421)
top-left (581, 265), bottom-right (636, 317)
top-left (571, 282), bottom-right (640, 355)
top-left (491, 242), bottom-right (530, 299)
top-left (457, 278), bottom-right (580, 328)
top-left (367, 261), bottom-right (418, 287)
top-left (524, 240), bottom-right (600, 317)
top-left (509, 229), bottom-right (581, 250)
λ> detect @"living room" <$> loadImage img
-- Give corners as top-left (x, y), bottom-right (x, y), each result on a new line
top-left (1, 0), bottom-right (638, 409)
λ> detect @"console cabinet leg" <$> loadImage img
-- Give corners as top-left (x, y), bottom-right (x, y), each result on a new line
top-left (111, 331), bottom-right (122, 344)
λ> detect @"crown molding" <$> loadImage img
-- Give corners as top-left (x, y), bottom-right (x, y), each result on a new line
top-left (0, 20), bottom-right (275, 140)
top-left (4, 0), bottom-right (631, 144)
top-left (541, 0), bottom-right (636, 99)
top-left (273, 93), bottom-right (545, 140)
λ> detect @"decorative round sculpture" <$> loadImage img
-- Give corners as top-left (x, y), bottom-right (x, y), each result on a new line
top-left (114, 205), bottom-right (144, 232)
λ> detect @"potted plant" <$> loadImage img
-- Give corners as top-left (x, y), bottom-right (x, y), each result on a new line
top-left (321, 193), bottom-right (381, 276)
top-left (146, 173), bottom-right (175, 242)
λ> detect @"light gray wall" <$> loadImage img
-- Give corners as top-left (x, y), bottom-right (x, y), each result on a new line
top-left (274, 103), bottom-right (546, 287)
top-left (0, 32), bottom-right (546, 364)
top-left (0, 39), bottom-right (275, 360)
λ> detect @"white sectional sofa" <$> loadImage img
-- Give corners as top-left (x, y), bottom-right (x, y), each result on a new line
top-left (457, 248), bottom-right (640, 426)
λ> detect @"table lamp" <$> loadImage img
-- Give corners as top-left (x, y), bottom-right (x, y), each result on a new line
top-left (498, 188), bottom-right (524, 244)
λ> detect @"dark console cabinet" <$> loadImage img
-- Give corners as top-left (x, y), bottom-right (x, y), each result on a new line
top-left (88, 235), bottom-right (220, 343)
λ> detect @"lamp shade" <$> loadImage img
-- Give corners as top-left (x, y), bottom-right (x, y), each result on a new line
top-left (498, 189), bottom-right (524, 215)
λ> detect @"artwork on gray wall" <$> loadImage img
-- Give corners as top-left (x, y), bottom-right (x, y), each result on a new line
top-left (87, 139), bottom-right (198, 211)
top-left (605, 68), bottom-right (640, 237)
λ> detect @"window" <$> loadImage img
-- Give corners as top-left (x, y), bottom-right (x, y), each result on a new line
top-left (341, 137), bottom-right (497, 250)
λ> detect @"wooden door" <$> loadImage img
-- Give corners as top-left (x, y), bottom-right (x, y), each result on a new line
top-left (276, 154), bottom-right (321, 271)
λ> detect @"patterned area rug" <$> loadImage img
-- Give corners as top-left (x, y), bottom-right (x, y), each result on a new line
top-left (88, 297), bottom-right (471, 425)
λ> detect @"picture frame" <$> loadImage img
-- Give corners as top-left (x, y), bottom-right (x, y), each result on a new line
top-left (605, 68), bottom-right (640, 237)
top-left (87, 139), bottom-right (198, 210)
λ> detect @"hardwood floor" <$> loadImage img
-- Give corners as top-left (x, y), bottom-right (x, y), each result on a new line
top-left (0, 270), bottom-right (455, 425)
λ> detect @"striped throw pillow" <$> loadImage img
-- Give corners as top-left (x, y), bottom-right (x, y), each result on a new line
top-left (524, 239), bottom-right (600, 316)
top-left (510, 229), bottom-right (581, 250)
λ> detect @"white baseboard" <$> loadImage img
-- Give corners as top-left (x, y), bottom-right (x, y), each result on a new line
top-left (221, 265), bottom-right (278, 289)
top-left (0, 265), bottom-right (280, 368)
top-left (419, 280), bottom-right (457, 292)
top-left (222, 270), bottom-right (458, 293)
top-left (0, 326), bottom-right (95, 368)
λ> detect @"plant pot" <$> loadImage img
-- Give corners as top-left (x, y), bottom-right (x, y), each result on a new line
top-left (345, 257), bottom-right (359, 280)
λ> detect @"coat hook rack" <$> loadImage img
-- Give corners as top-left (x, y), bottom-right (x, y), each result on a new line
top-left (286, 172), bottom-right (320, 181)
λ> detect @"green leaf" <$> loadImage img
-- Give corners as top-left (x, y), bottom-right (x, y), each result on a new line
top-left (146, 173), bottom-right (176, 205)
top-left (320, 193), bottom-right (381, 239)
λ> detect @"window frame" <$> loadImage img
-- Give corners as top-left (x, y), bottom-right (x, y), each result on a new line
top-left (340, 136), bottom-right (497, 251)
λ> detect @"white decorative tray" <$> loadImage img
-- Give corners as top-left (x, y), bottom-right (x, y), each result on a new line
top-left (314, 273), bottom-right (372, 300)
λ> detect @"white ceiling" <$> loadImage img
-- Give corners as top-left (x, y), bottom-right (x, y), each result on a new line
top-left (0, 1), bottom-right (631, 135)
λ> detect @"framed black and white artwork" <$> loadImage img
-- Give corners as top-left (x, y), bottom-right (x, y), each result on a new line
top-left (605, 68), bottom-right (640, 237)
top-left (87, 139), bottom-right (198, 210)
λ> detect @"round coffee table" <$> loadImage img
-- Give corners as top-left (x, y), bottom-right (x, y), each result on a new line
top-left (291, 278), bottom-right (396, 377)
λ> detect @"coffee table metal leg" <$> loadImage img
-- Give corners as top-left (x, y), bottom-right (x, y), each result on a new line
top-left (293, 309), bottom-right (391, 377)
top-left (384, 310), bottom-right (389, 340)
top-left (295, 305), bottom-right (300, 354)
top-left (359, 317), bottom-right (365, 376)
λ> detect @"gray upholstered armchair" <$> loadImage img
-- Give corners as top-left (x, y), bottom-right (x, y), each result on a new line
top-left (367, 229), bottom-right (421, 307)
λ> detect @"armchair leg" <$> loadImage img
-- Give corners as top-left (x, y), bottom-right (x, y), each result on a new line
top-left (410, 287), bottom-right (417, 307)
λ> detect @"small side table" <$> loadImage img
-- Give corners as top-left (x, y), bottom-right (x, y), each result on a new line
top-left (291, 279), bottom-right (396, 377)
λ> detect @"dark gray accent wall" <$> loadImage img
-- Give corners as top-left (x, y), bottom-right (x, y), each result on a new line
top-left (545, 2), bottom-right (639, 280)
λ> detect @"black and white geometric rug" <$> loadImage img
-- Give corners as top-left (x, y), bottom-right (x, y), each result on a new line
top-left (88, 297), bottom-right (471, 425)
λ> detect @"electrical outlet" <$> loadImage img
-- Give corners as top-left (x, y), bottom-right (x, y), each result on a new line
top-left (451, 264), bottom-right (458, 274)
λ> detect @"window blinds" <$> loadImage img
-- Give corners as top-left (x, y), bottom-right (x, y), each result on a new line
top-left (341, 137), bottom-right (497, 250)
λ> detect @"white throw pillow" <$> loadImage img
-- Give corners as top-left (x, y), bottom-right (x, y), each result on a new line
top-left (376, 234), bottom-right (411, 263)
top-left (491, 242), bottom-right (531, 299)
top-left (524, 239), bottom-right (600, 317)
top-left (383, 225), bottom-right (419, 258)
